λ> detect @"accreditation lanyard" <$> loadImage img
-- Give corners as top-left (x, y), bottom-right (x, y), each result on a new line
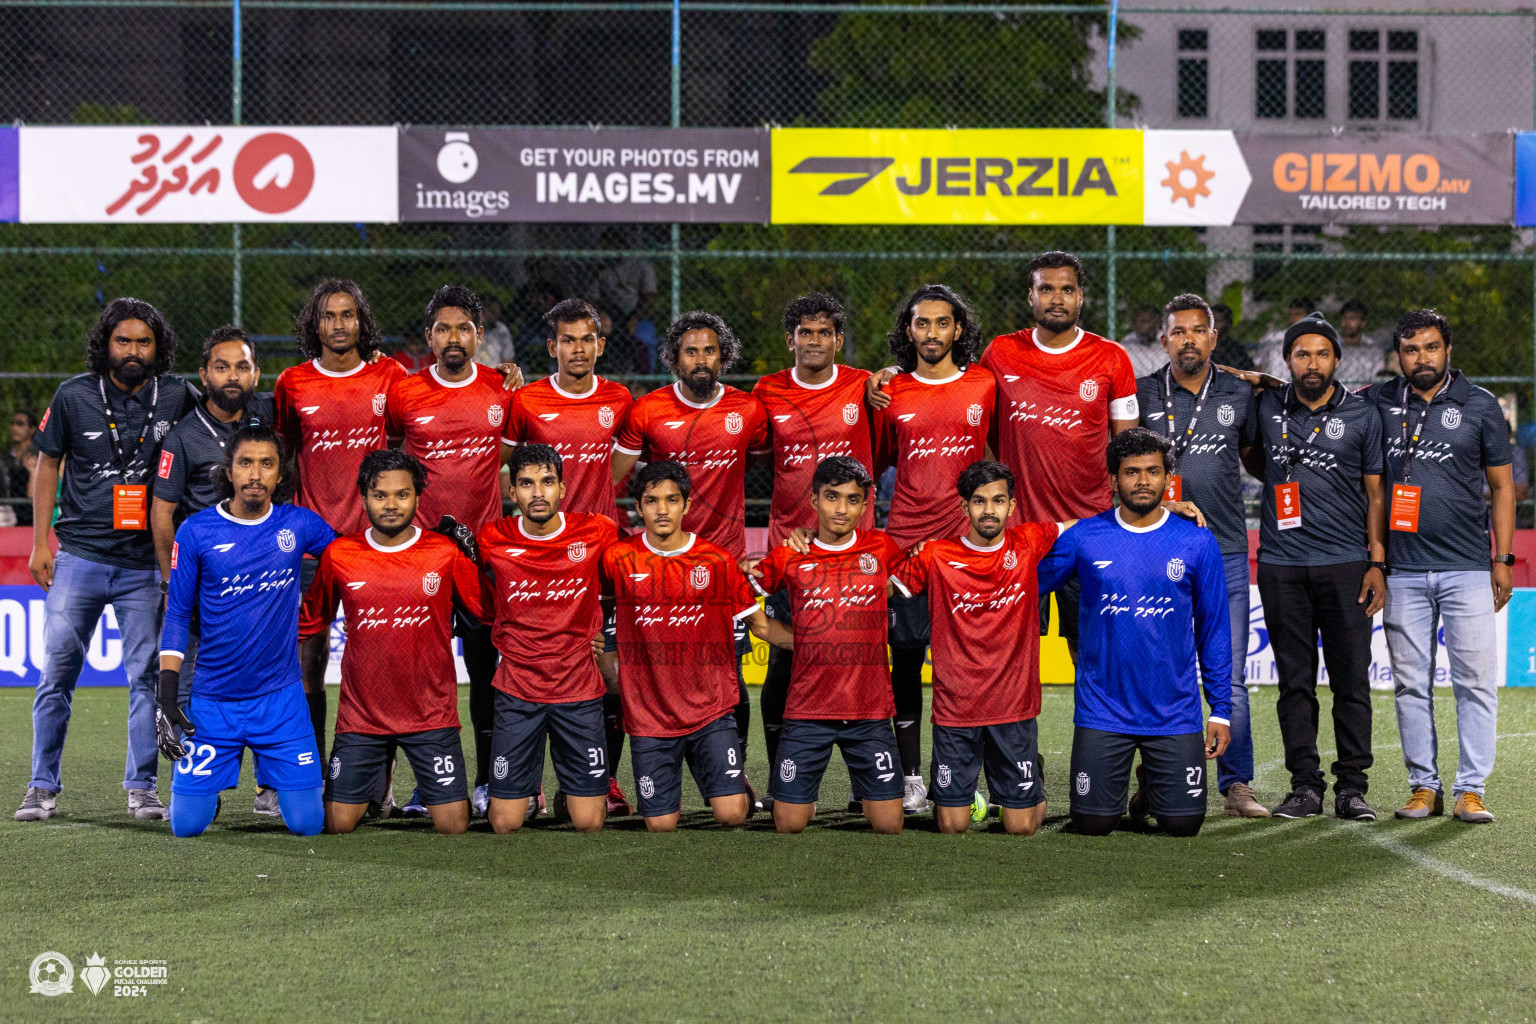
top-left (192, 405), bottom-right (239, 450)
top-left (1161, 366), bottom-right (1214, 461)
top-left (1279, 384), bottom-right (1335, 484)
top-left (97, 374), bottom-right (159, 481)
top-left (1397, 379), bottom-right (1445, 485)
top-left (1390, 378), bottom-right (1446, 534)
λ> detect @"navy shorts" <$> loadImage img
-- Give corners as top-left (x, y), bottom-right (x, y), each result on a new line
top-left (931, 719), bottom-right (1044, 810)
top-left (629, 713), bottom-right (746, 817)
top-left (602, 607), bottom-right (618, 654)
top-left (733, 615), bottom-right (751, 657)
top-left (326, 728), bottom-right (468, 806)
top-left (1040, 575), bottom-right (1081, 644)
top-left (887, 589), bottom-right (930, 649)
top-left (171, 682), bottom-right (321, 796)
top-left (763, 588), bottom-right (792, 625)
top-left (774, 718), bottom-right (903, 804)
top-left (489, 691), bottom-right (608, 800)
top-left (1069, 726), bottom-right (1207, 818)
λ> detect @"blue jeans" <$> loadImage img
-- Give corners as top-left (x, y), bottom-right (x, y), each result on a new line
top-left (30, 550), bottom-right (162, 793)
top-left (1383, 570), bottom-right (1498, 796)
top-left (1216, 550), bottom-right (1253, 793)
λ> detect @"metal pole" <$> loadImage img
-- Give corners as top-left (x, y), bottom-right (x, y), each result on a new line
top-left (231, 0), bottom-right (243, 327)
top-left (669, 0), bottom-right (681, 321)
top-left (1104, 0), bottom-right (1118, 341)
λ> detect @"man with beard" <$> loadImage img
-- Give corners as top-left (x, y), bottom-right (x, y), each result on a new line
top-left (612, 311), bottom-right (770, 792)
top-left (1136, 294), bottom-right (1268, 819)
top-left (1242, 312), bottom-right (1387, 821)
top-left (17, 298), bottom-right (198, 823)
top-left (1361, 310), bottom-right (1516, 824)
top-left (385, 284), bottom-right (513, 817)
top-left (1038, 428), bottom-right (1232, 838)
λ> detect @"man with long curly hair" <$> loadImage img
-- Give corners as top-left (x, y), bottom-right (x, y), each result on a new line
top-left (17, 298), bottom-right (199, 823)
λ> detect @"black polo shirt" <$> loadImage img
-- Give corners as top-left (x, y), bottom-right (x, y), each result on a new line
top-left (1137, 363), bottom-right (1259, 556)
top-left (153, 392), bottom-right (275, 523)
top-left (1254, 383), bottom-right (1384, 567)
top-left (35, 372), bottom-right (199, 569)
top-left (1360, 371), bottom-right (1511, 573)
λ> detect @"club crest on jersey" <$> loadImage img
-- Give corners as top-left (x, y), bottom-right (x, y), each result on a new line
top-left (936, 764), bottom-right (951, 789)
top-left (690, 564), bottom-right (711, 590)
top-left (1217, 403), bottom-right (1235, 427)
top-left (724, 411), bottom-right (744, 435)
top-left (966, 403), bottom-right (983, 427)
top-left (487, 404), bottom-right (505, 427)
top-left (598, 406), bottom-right (615, 429)
top-left (329, 756), bottom-right (341, 779)
top-left (422, 571), bottom-right (442, 597)
top-left (1079, 379), bottom-right (1100, 402)
top-left (1166, 557), bottom-right (1186, 582)
top-left (1442, 407), bottom-right (1462, 430)
top-left (842, 402), bottom-right (860, 426)
top-left (372, 393), bottom-right (387, 417)
top-left (1326, 418), bottom-right (1346, 440)
top-left (1002, 550), bottom-right (1018, 570)
top-left (858, 552), bottom-right (879, 575)
top-left (780, 759), bottom-right (796, 783)
top-left (493, 756), bottom-right (509, 780)
top-left (276, 528), bottom-right (296, 553)
top-left (1075, 771), bottom-right (1090, 796)
top-left (567, 541), bottom-right (587, 563)
top-left (154, 419), bottom-right (171, 441)
top-left (638, 776), bottom-right (655, 799)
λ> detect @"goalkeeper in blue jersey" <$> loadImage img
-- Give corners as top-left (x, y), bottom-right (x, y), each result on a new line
top-left (1038, 427), bottom-right (1232, 838)
top-left (156, 425), bottom-right (335, 837)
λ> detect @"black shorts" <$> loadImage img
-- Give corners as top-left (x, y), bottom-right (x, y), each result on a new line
top-left (887, 589), bottom-right (930, 649)
top-left (326, 729), bottom-right (468, 806)
top-left (629, 712), bottom-right (746, 817)
top-left (733, 615), bottom-right (751, 657)
top-left (763, 587), bottom-right (793, 624)
top-left (1039, 574), bottom-right (1081, 644)
top-left (1069, 726), bottom-right (1207, 819)
top-left (489, 691), bottom-right (608, 800)
top-left (602, 607), bottom-right (617, 654)
top-left (774, 718), bottom-right (903, 804)
top-left (930, 719), bottom-right (1043, 810)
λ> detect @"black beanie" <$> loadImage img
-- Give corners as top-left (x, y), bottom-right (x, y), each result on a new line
top-left (1282, 311), bottom-right (1342, 360)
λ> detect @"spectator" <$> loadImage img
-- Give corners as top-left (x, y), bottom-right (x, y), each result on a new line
top-left (1210, 304), bottom-right (1254, 371)
top-left (1257, 297), bottom-right (1313, 377)
top-left (512, 281), bottom-right (562, 373)
top-left (1335, 299), bottom-right (1391, 386)
top-left (591, 226), bottom-right (658, 330)
top-left (476, 295), bottom-right (515, 369)
top-left (1, 409), bottom-right (37, 526)
top-left (1118, 304), bottom-right (1164, 376)
top-left (389, 322), bottom-right (434, 374)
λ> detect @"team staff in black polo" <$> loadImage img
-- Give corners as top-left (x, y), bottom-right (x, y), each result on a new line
top-left (17, 298), bottom-right (199, 823)
top-left (1361, 309), bottom-right (1515, 824)
top-left (1137, 293), bottom-right (1268, 819)
top-left (1243, 312), bottom-right (1387, 821)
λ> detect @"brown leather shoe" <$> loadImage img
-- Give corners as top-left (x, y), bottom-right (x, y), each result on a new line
top-left (1222, 783), bottom-right (1270, 818)
top-left (1453, 792), bottom-right (1494, 823)
top-left (1394, 788), bottom-right (1444, 819)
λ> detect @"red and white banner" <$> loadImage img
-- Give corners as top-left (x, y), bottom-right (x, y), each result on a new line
top-left (18, 126), bottom-right (397, 223)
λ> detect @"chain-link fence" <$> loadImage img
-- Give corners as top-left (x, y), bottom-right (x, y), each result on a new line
top-left (1, 2), bottom-right (1534, 522)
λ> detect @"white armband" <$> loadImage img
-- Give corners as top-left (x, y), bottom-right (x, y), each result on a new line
top-left (1109, 395), bottom-right (1139, 420)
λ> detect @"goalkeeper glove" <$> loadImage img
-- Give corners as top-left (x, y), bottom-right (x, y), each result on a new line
top-left (433, 514), bottom-right (480, 563)
top-left (155, 668), bottom-right (195, 760)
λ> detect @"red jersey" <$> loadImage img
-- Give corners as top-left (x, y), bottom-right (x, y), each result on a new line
top-left (752, 364), bottom-right (876, 546)
top-left (273, 357), bottom-right (406, 535)
top-left (506, 375), bottom-right (632, 524)
top-left (892, 523), bottom-right (1062, 727)
top-left (600, 532), bottom-right (760, 738)
top-left (614, 382), bottom-right (770, 559)
top-left (981, 327), bottom-right (1138, 521)
top-left (876, 365), bottom-right (996, 548)
top-left (751, 529), bottom-right (906, 721)
top-left (477, 511), bottom-right (619, 704)
top-left (385, 363), bottom-right (513, 533)
top-left (298, 527), bottom-right (489, 736)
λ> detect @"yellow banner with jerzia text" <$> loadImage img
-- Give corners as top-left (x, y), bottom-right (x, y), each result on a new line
top-left (771, 128), bottom-right (1144, 225)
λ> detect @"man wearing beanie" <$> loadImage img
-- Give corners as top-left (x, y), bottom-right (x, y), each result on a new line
top-left (1241, 311), bottom-right (1388, 820)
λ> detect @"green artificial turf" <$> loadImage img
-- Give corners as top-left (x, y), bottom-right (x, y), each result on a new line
top-left (2, 685), bottom-right (1534, 1023)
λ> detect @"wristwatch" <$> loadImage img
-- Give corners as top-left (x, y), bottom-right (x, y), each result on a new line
top-left (159, 581), bottom-right (170, 595)
top-left (1493, 554), bottom-right (1516, 567)
top-left (1368, 560), bottom-right (1389, 573)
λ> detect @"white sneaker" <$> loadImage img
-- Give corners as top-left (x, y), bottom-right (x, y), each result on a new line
top-left (903, 775), bottom-right (930, 814)
top-left (128, 788), bottom-right (168, 821)
top-left (14, 787), bottom-right (58, 821)
top-left (252, 787), bottom-right (281, 817)
top-left (471, 784), bottom-right (489, 817)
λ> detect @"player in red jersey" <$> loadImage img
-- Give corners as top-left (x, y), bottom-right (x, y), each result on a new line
top-left (273, 279), bottom-right (404, 808)
top-left (892, 460), bottom-right (1075, 836)
top-left (299, 449), bottom-right (487, 835)
top-left (601, 461), bottom-right (793, 831)
top-left (384, 284), bottom-right (515, 817)
top-left (611, 310), bottom-right (770, 785)
top-left (748, 457), bottom-right (909, 835)
top-left (478, 444), bottom-right (621, 835)
top-left (751, 293), bottom-right (877, 786)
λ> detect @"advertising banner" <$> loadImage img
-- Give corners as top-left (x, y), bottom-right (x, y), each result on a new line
top-left (1513, 132), bottom-right (1536, 226)
top-left (1143, 130), bottom-right (1251, 226)
top-left (399, 127), bottom-right (769, 223)
top-left (770, 128), bottom-right (1143, 225)
top-left (19, 126), bottom-right (398, 223)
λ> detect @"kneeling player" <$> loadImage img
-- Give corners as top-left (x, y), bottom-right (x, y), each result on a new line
top-left (479, 444), bottom-right (620, 834)
top-left (749, 457), bottom-right (909, 835)
top-left (1037, 428), bottom-right (1231, 838)
top-left (157, 426), bottom-right (335, 837)
top-left (299, 449), bottom-right (487, 835)
top-left (602, 462), bottom-right (792, 832)
top-left (893, 461), bottom-right (1073, 835)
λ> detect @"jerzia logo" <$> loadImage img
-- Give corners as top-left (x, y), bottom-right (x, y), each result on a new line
top-left (788, 155), bottom-right (1118, 198)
